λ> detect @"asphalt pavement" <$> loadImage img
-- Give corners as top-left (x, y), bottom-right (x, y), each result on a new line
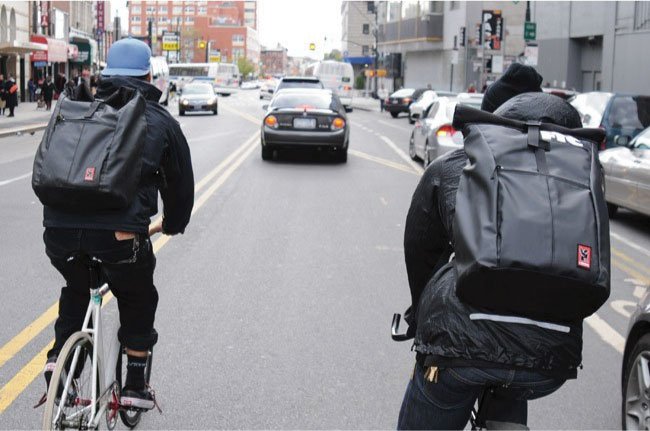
top-left (0, 90), bottom-right (649, 429)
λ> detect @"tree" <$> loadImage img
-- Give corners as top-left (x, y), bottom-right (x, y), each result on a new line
top-left (323, 49), bottom-right (342, 61)
top-left (237, 56), bottom-right (257, 78)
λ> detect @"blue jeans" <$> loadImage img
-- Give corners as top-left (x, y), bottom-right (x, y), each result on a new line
top-left (397, 363), bottom-right (565, 430)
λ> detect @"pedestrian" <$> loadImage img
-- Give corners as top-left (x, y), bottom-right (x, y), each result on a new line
top-left (378, 84), bottom-right (389, 112)
top-left (396, 64), bottom-right (592, 429)
top-left (5, 75), bottom-right (18, 117)
top-left (426, 83), bottom-right (432, 90)
top-left (28, 78), bottom-right (36, 102)
top-left (467, 83), bottom-right (476, 93)
top-left (0, 74), bottom-right (5, 116)
top-left (42, 76), bottom-right (55, 111)
top-left (36, 37), bottom-right (194, 411)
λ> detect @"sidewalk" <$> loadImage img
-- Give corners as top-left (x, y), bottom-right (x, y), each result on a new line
top-left (0, 101), bottom-right (53, 138)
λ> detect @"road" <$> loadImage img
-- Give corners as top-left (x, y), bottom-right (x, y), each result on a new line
top-left (0, 89), bottom-right (649, 429)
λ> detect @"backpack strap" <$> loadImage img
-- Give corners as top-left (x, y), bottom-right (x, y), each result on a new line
top-left (526, 121), bottom-right (549, 175)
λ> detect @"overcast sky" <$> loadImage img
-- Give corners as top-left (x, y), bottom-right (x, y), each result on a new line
top-left (110, 0), bottom-right (342, 59)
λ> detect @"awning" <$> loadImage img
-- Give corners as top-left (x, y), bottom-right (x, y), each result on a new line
top-left (68, 44), bottom-right (79, 60)
top-left (69, 41), bottom-right (91, 66)
top-left (0, 40), bottom-right (48, 55)
top-left (30, 35), bottom-right (68, 63)
top-left (343, 56), bottom-right (375, 65)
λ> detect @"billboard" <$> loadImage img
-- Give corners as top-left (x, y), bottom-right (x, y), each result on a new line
top-left (162, 31), bottom-right (180, 51)
top-left (482, 10), bottom-right (503, 51)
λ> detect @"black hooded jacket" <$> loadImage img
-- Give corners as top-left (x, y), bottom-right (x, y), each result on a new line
top-left (43, 76), bottom-right (194, 235)
top-left (404, 93), bottom-right (586, 378)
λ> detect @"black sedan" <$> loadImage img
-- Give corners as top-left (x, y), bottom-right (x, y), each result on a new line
top-left (261, 89), bottom-right (349, 162)
top-left (384, 88), bottom-right (428, 118)
top-left (178, 83), bottom-right (218, 116)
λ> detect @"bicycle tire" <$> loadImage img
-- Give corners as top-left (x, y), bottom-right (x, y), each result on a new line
top-left (117, 347), bottom-right (153, 429)
top-left (42, 332), bottom-right (102, 430)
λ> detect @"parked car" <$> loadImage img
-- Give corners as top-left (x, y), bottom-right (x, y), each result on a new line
top-left (542, 87), bottom-right (578, 100)
top-left (241, 80), bottom-right (259, 90)
top-left (600, 125), bottom-right (650, 218)
top-left (569, 92), bottom-right (650, 149)
top-left (622, 289), bottom-right (650, 430)
top-left (259, 79), bottom-right (277, 100)
top-left (275, 77), bottom-right (324, 93)
top-left (178, 83), bottom-right (218, 116)
top-left (384, 88), bottom-right (428, 118)
top-left (408, 90), bottom-right (456, 124)
top-left (409, 95), bottom-right (483, 167)
top-left (261, 88), bottom-right (349, 162)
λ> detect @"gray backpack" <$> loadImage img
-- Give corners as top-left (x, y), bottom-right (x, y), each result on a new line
top-left (32, 86), bottom-right (147, 211)
top-left (451, 105), bottom-right (610, 322)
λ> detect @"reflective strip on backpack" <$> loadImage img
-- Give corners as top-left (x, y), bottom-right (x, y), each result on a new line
top-left (469, 313), bottom-right (571, 333)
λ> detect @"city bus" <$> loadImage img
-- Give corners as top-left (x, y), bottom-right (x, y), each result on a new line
top-left (169, 62), bottom-right (241, 95)
top-left (150, 56), bottom-right (171, 105)
top-left (304, 60), bottom-right (354, 110)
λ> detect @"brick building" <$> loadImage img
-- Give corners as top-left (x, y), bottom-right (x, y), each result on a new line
top-left (128, 0), bottom-right (258, 65)
top-left (260, 45), bottom-right (287, 76)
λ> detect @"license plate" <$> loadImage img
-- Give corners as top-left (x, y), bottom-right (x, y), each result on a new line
top-left (293, 118), bottom-right (316, 129)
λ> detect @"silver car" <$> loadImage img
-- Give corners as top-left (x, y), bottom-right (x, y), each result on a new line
top-left (600, 126), bottom-right (650, 218)
top-left (408, 90), bottom-right (456, 124)
top-left (409, 95), bottom-right (483, 167)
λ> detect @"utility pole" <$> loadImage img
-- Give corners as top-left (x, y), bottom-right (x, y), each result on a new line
top-left (147, 19), bottom-right (152, 48)
top-left (205, 41), bottom-right (210, 63)
top-left (373, 1), bottom-right (378, 95)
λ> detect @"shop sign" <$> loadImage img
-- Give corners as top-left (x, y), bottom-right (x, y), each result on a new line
top-left (97, 1), bottom-right (105, 32)
top-left (162, 32), bottom-right (180, 51)
top-left (482, 10), bottom-right (503, 50)
top-left (70, 41), bottom-right (92, 66)
top-left (30, 35), bottom-right (48, 63)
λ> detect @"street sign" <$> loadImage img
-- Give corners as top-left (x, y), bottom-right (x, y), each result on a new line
top-left (377, 69), bottom-right (387, 77)
top-left (524, 22), bottom-right (537, 40)
top-left (162, 31), bottom-right (180, 51)
top-left (450, 50), bottom-right (459, 65)
top-left (459, 27), bottom-right (466, 47)
top-left (492, 55), bottom-right (504, 73)
top-left (482, 10), bottom-right (503, 50)
top-left (343, 50), bottom-right (349, 58)
top-left (209, 49), bottom-right (221, 63)
top-left (523, 45), bottom-right (539, 66)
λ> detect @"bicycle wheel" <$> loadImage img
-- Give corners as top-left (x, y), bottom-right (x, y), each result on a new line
top-left (42, 332), bottom-right (101, 430)
top-left (117, 347), bottom-right (153, 429)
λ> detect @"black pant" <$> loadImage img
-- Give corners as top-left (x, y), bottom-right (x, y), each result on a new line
top-left (44, 228), bottom-right (158, 358)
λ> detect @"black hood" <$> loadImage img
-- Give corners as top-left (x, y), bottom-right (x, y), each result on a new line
top-left (97, 76), bottom-right (161, 102)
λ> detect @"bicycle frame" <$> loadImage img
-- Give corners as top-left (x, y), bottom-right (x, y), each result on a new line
top-left (51, 281), bottom-right (120, 429)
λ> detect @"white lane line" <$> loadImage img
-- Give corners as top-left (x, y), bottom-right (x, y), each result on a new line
top-left (378, 119), bottom-right (412, 133)
top-left (379, 135), bottom-right (424, 175)
top-left (610, 300), bottom-right (636, 319)
top-left (0, 172), bottom-right (32, 187)
top-left (611, 231), bottom-right (650, 259)
top-left (585, 313), bottom-right (625, 354)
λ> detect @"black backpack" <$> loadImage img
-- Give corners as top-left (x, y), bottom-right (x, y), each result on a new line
top-left (32, 85), bottom-right (147, 211)
top-left (451, 105), bottom-right (610, 322)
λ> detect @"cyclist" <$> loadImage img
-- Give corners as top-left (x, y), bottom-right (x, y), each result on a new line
top-left (397, 64), bottom-right (586, 429)
top-left (39, 38), bottom-right (194, 410)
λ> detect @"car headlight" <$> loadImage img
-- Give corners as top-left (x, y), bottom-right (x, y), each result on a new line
top-left (208, 97), bottom-right (217, 105)
top-left (182, 99), bottom-right (189, 106)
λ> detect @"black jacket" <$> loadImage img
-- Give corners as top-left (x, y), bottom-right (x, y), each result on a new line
top-left (404, 144), bottom-right (583, 379)
top-left (43, 76), bottom-right (194, 235)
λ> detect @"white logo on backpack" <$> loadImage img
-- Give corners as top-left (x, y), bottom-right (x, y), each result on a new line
top-left (540, 131), bottom-right (584, 148)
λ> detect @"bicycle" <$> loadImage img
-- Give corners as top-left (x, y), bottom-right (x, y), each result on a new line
top-left (42, 255), bottom-right (156, 430)
top-left (391, 313), bottom-right (528, 431)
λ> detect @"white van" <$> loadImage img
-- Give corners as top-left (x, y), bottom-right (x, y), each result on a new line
top-left (150, 56), bottom-right (170, 105)
top-left (169, 62), bottom-right (240, 96)
top-left (304, 60), bottom-right (354, 110)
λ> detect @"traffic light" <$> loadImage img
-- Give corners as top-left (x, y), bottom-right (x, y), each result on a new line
top-left (198, 40), bottom-right (206, 49)
top-left (309, 43), bottom-right (315, 51)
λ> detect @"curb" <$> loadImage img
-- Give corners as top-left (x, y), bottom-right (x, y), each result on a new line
top-left (0, 122), bottom-right (49, 139)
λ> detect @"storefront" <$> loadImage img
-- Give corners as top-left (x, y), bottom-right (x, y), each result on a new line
top-left (69, 40), bottom-right (92, 80)
top-left (0, 39), bottom-right (47, 101)
top-left (30, 35), bottom-right (68, 90)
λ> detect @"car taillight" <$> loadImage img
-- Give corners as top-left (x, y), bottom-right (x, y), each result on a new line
top-left (599, 125), bottom-right (607, 150)
top-left (331, 117), bottom-right (345, 130)
top-left (436, 125), bottom-right (456, 137)
top-left (265, 115), bottom-right (278, 128)
top-left (403, 98), bottom-right (412, 103)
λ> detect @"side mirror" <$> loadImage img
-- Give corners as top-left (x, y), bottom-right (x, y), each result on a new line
top-left (614, 135), bottom-right (632, 147)
top-left (262, 104), bottom-right (269, 110)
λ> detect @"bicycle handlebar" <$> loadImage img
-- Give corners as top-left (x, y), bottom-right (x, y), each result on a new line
top-left (391, 313), bottom-right (414, 342)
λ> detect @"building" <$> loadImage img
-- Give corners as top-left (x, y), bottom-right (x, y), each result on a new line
top-left (534, 1), bottom-right (650, 93)
top-left (341, 0), bottom-right (376, 75)
top-left (375, 1), bottom-right (527, 93)
top-left (128, 0), bottom-right (259, 65)
top-left (260, 45), bottom-right (288, 76)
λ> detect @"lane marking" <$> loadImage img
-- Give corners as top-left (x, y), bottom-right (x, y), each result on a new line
top-left (634, 286), bottom-right (647, 299)
top-left (348, 149), bottom-right (419, 176)
top-left (0, 303), bottom-right (58, 369)
top-left (585, 313), bottom-right (625, 354)
top-left (611, 300), bottom-right (637, 319)
top-left (0, 132), bottom-right (259, 416)
top-left (220, 104), bottom-right (262, 125)
top-left (377, 119), bottom-right (412, 133)
top-left (611, 231), bottom-right (650, 259)
top-left (612, 248), bottom-right (650, 278)
top-left (0, 172), bottom-right (32, 187)
top-left (613, 259), bottom-right (650, 286)
top-left (378, 135), bottom-right (424, 175)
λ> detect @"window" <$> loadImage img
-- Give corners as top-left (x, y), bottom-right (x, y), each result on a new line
top-left (362, 45), bottom-right (369, 56)
top-left (146, 5), bottom-right (156, 13)
top-left (173, 6), bottom-right (182, 14)
top-left (449, 1), bottom-right (459, 10)
top-left (198, 6), bottom-right (207, 14)
top-left (245, 7), bottom-right (255, 13)
top-left (184, 6), bottom-right (194, 13)
top-left (232, 34), bottom-right (245, 42)
top-left (132, 15), bottom-right (141, 23)
top-left (131, 5), bottom-right (141, 14)
top-left (158, 16), bottom-right (167, 23)
top-left (158, 5), bottom-right (167, 13)
top-left (185, 16), bottom-right (194, 23)
top-left (232, 48), bottom-right (244, 58)
top-left (362, 23), bottom-right (370, 34)
top-left (367, 1), bottom-right (375, 12)
top-left (131, 26), bottom-right (141, 35)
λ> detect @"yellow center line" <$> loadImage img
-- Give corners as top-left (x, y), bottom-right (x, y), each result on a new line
top-left (0, 129), bottom-right (259, 416)
top-left (612, 248), bottom-right (650, 280)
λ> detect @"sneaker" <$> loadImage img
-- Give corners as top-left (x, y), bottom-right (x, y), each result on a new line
top-left (120, 386), bottom-right (155, 411)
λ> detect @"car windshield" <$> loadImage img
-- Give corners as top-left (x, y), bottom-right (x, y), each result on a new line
top-left (569, 93), bottom-right (613, 128)
top-left (608, 96), bottom-right (650, 130)
top-left (278, 80), bottom-right (323, 89)
top-left (391, 89), bottom-right (414, 98)
top-left (183, 85), bottom-right (213, 95)
top-left (633, 127), bottom-right (650, 150)
top-left (271, 93), bottom-right (338, 110)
